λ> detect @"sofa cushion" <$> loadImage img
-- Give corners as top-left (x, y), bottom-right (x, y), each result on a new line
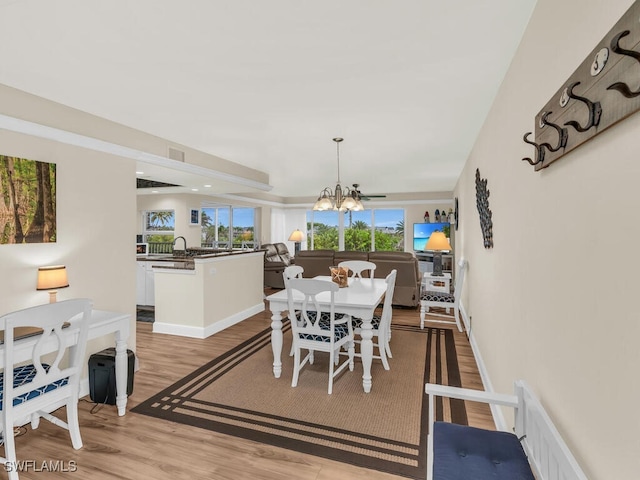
top-left (334, 251), bottom-right (369, 264)
top-left (263, 244), bottom-right (280, 263)
top-left (275, 242), bottom-right (292, 265)
top-left (433, 422), bottom-right (535, 480)
top-left (294, 250), bottom-right (335, 278)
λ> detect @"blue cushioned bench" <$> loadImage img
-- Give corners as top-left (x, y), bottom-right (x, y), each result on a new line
top-left (426, 380), bottom-right (588, 480)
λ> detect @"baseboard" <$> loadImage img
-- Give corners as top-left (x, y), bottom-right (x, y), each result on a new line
top-left (153, 302), bottom-right (265, 339)
top-left (459, 302), bottom-right (507, 431)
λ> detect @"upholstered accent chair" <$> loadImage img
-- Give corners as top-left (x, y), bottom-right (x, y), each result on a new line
top-left (0, 299), bottom-right (92, 479)
top-left (263, 242), bottom-right (295, 288)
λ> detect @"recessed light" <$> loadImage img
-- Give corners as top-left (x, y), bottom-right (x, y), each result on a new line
top-left (191, 188), bottom-right (199, 192)
top-left (204, 184), bottom-right (212, 188)
top-left (151, 190), bottom-right (159, 193)
top-left (136, 171), bottom-right (144, 175)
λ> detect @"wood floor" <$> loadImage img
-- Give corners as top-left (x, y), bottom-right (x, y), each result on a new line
top-left (8, 299), bottom-right (493, 480)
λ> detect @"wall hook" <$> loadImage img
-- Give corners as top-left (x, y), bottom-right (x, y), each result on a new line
top-left (539, 112), bottom-right (568, 152)
top-left (607, 30), bottom-right (640, 98)
top-left (522, 112), bottom-right (568, 167)
top-left (562, 81), bottom-right (602, 132)
top-left (522, 132), bottom-right (545, 166)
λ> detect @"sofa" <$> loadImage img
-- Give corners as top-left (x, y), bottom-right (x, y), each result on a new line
top-left (262, 243), bottom-right (294, 289)
top-left (294, 250), bottom-right (420, 307)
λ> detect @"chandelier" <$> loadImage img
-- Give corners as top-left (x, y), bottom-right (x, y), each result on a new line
top-left (312, 137), bottom-right (364, 212)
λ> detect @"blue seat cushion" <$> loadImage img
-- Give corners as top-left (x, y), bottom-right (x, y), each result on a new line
top-left (0, 364), bottom-right (69, 409)
top-left (351, 314), bottom-right (381, 330)
top-left (433, 422), bottom-right (535, 480)
top-left (421, 291), bottom-right (455, 303)
top-left (297, 311), bottom-right (351, 342)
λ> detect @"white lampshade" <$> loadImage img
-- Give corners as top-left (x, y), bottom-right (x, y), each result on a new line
top-left (313, 194), bottom-right (333, 211)
top-left (341, 196), bottom-right (357, 210)
top-left (37, 265), bottom-right (69, 303)
top-left (425, 231), bottom-right (452, 251)
top-left (288, 229), bottom-right (304, 242)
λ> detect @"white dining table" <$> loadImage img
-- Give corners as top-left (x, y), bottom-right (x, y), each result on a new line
top-left (266, 275), bottom-right (387, 393)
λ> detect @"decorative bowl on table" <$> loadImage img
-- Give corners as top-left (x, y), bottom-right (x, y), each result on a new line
top-left (330, 266), bottom-right (349, 287)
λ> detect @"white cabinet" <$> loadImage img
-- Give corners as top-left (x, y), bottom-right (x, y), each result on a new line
top-left (136, 262), bottom-right (147, 305)
top-left (137, 260), bottom-right (175, 306)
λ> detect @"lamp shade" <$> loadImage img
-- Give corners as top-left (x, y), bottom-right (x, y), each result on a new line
top-left (425, 231), bottom-right (452, 251)
top-left (288, 229), bottom-right (304, 242)
top-left (37, 265), bottom-right (69, 290)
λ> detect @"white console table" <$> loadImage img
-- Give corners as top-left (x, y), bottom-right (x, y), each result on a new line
top-left (422, 272), bottom-right (451, 294)
top-left (0, 309), bottom-right (131, 416)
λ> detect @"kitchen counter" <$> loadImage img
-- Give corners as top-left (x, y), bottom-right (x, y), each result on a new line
top-left (138, 249), bottom-right (261, 270)
top-left (151, 251), bottom-right (264, 338)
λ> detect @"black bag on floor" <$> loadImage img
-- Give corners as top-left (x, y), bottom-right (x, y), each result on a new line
top-left (88, 347), bottom-right (135, 405)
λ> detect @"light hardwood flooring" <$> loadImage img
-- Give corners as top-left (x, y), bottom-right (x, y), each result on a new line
top-left (8, 299), bottom-right (493, 480)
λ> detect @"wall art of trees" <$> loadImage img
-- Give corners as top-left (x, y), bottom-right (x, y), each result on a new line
top-left (0, 155), bottom-right (56, 244)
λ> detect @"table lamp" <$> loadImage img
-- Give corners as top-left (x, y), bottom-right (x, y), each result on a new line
top-left (425, 231), bottom-right (452, 276)
top-left (37, 265), bottom-right (69, 303)
top-left (288, 229), bottom-right (304, 254)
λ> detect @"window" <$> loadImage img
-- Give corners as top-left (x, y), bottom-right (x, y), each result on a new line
top-left (307, 210), bottom-right (339, 250)
top-left (232, 207), bottom-right (255, 249)
top-left (372, 209), bottom-right (404, 251)
top-left (307, 209), bottom-right (404, 251)
top-left (201, 206), bottom-right (255, 249)
top-left (143, 210), bottom-right (175, 254)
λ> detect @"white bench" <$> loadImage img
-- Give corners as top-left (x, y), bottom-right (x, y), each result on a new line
top-left (425, 380), bottom-right (587, 480)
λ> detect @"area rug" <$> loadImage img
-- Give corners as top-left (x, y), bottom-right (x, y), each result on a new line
top-left (132, 323), bottom-right (467, 479)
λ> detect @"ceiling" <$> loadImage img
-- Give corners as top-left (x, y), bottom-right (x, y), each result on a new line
top-left (0, 0), bottom-right (536, 200)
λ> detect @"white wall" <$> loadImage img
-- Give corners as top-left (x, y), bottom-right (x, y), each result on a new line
top-left (457, 1), bottom-right (639, 478)
top-left (0, 86), bottom-right (137, 355)
top-left (270, 207), bottom-right (307, 252)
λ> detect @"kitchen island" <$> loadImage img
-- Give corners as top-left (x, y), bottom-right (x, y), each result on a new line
top-left (151, 250), bottom-right (264, 338)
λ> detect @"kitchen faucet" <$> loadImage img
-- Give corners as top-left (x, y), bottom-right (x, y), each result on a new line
top-left (173, 236), bottom-right (187, 256)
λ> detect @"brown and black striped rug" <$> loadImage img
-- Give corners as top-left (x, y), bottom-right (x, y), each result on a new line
top-left (132, 323), bottom-right (467, 480)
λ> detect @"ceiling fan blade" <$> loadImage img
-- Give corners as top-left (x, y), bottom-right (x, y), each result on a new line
top-left (351, 183), bottom-right (387, 201)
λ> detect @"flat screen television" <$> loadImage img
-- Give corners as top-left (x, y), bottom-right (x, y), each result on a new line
top-left (413, 222), bottom-right (450, 252)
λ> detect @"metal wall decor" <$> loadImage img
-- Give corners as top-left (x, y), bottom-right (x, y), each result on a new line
top-left (454, 197), bottom-right (459, 231)
top-left (475, 169), bottom-right (493, 248)
top-left (522, 1), bottom-right (640, 170)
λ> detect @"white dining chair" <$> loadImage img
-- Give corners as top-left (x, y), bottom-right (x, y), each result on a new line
top-left (285, 277), bottom-right (355, 394)
top-left (283, 265), bottom-right (304, 281)
top-left (283, 265), bottom-right (305, 357)
top-left (349, 269), bottom-right (397, 370)
top-left (420, 258), bottom-right (467, 331)
top-left (0, 298), bottom-right (92, 479)
top-left (337, 260), bottom-right (376, 279)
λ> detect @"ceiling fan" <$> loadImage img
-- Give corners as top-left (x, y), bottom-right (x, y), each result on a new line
top-left (313, 138), bottom-right (387, 211)
top-left (351, 184), bottom-right (386, 201)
